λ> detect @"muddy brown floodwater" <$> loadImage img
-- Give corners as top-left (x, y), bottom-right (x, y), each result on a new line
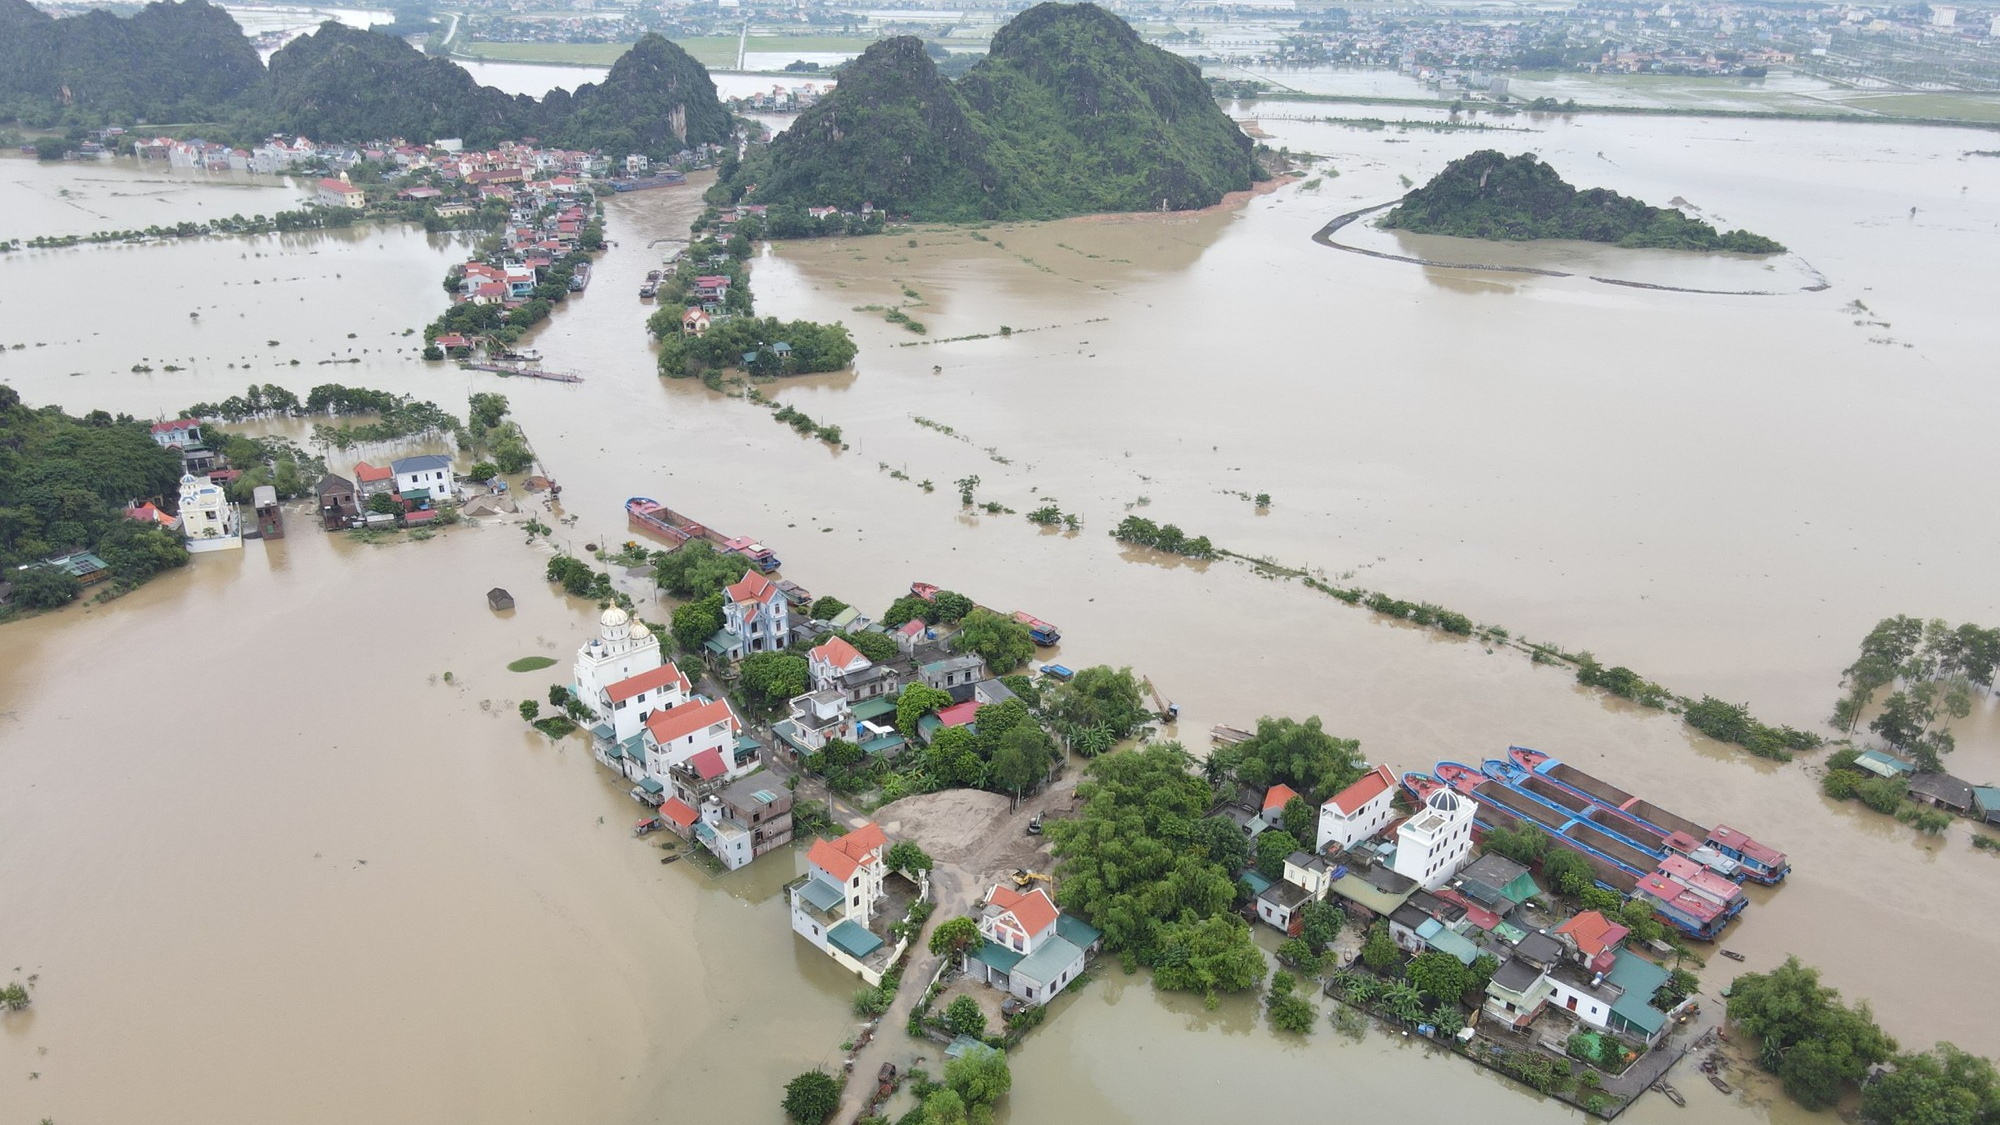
top-left (2, 106), bottom-right (1997, 1125)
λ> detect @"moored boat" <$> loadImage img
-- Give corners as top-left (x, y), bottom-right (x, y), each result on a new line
top-left (626, 497), bottom-right (780, 572)
top-left (1012, 610), bottom-right (1061, 646)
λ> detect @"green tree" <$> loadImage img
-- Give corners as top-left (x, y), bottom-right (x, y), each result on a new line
top-left (1212, 716), bottom-right (1365, 802)
top-left (808, 594), bottom-right (848, 619)
top-left (518, 700), bottom-right (539, 722)
top-left (367, 490), bottom-right (403, 516)
top-left (847, 630), bottom-right (899, 664)
top-left (898, 683), bottom-right (953, 736)
top-left (1, 981), bottom-right (32, 1011)
top-left (1728, 956), bottom-right (1897, 1110)
top-left (1281, 796), bottom-right (1316, 845)
top-left (944, 994), bottom-right (987, 1038)
top-left (739, 652), bottom-right (810, 715)
top-left (652, 540), bottom-right (743, 599)
top-left (1465, 953), bottom-right (1500, 1004)
top-left (1044, 665), bottom-right (1148, 739)
top-left (989, 731), bottom-right (1042, 799)
top-left (1254, 828), bottom-right (1298, 880)
top-left (1360, 922), bottom-right (1401, 972)
top-left (1481, 823), bottom-right (1549, 865)
top-left (942, 1047), bottom-right (1011, 1116)
top-left (1298, 899), bottom-right (1343, 951)
top-left (929, 916), bottom-right (984, 958)
top-left (953, 608), bottom-right (1035, 672)
top-left (1862, 1043), bottom-right (2000, 1125)
top-left (887, 841), bottom-right (933, 877)
top-left (924, 727), bottom-right (986, 789)
top-left (1152, 914), bottom-right (1267, 1001)
top-left (1193, 814), bottom-right (1251, 875)
top-left (10, 564), bottom-right (81, 609)
top-left (930, 589), bottom-right (973, 624)
top-left (881, 594), bottom-right (934, 628)
top-left (782, 1067), bottom-right (841, 1124)
top-left (1268, 981), bottom-right (1316, 1034)
top-left (1276, 937), bottom-right (1323, 977)
top-left (671, 591), bottom-right (725, 653)
top-left (1542, 849), bottom-right (1594, 897)
top-left (1405, 951), bottom-right (1470, 1004)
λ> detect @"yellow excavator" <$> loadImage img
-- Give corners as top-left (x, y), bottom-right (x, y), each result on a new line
top-left (1011, 869), bottom-right (1054, 888)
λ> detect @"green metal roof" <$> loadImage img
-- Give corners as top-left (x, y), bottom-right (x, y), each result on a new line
top-left (918, 714), bottom-right (942, 740)
top-left (851, 697), bottom-right (898, 722)
top-left (1606, 952), bottom-right (1670, 1036)
top-left (1970, 786), bottom-right (2000, 813)
top-left (860, 732), bottom-right (906, 757)
top-left (1240, 871), bottom-right (1274, 896)
top-left (969, 942), bottom-right (1024, 974)
top-left (703, 628), bottom-right (741, 655)
top-left (637, 777), bottom-right (663, 794)
top-left (1054, 914), bottom-right (1102, 950)
top-left (1415, 918), bottom-right (1481, 966)
top-left (1015, 935), bottom-right (1085, 986)
top-left (797, 877), bottom-right (845, 913)
top-left (827, 920), bottom-right (884, 960)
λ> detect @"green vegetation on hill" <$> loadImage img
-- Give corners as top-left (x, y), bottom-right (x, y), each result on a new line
top-left (0, 0), bottom-right (263, 123)
top-left (714, 2), bottom-right (1260, 221)
top-left (1382, 150), bottom-right (1785, 253)
top-left (0, 384), bottom-right (189, 608)
top-left (0, 3), bottom-right (731, 159)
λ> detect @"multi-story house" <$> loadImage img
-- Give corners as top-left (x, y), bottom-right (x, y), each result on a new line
top-left (789, 823), bottom-right (893, 969)
top-left (1391, 787), bottom-right (1477, 891)
top-left (177, 473), bottom-right (241, 553)
top-left (719, 570), bottom-right (789, 658)
top-left (692, 776), bottom-right (793, 871)
top-left (150, 419), bottom-right (202, 448)
top-left (965, 883), bottom-right (1101, 1005)
top-left (1317, 765), bottom-right (1401, 852)
top-left (391, 455), bottom-right (454, 505)
top-left (808, 636), bottom-right (901, 704)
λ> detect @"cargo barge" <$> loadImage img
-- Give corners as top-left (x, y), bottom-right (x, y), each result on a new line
top-left (626, 497), bottom-right (780, 572)
top-left (1509, 747), bottom-right (1788, 883)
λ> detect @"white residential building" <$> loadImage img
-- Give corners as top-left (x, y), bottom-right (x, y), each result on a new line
top-left (1318, 764), bottom-right (1401, 852)
top-left (177, 474), bottom-right (241, 553)
top-left (808, 635), bottom-right (871, 690)
top-left (790, 823), bottom-right (893, 972)
top-left (631, 697), bottom-right (743, 790)
top-left (783, 688), bottom-right (856, 754)
top-left (1391, 788), bottom-right (1477, 891)
top-left (390, 454), bottom-right (454, 504)
top-left (594, 661), bottom-right (692, 746)
top-left (965, 883), bottom-right (1102, 1004)
top-left (150, 419), bottom-right (202, 448)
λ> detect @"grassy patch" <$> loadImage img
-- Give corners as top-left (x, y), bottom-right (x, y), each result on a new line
top-left (507, 656), bottom-right (558, 672)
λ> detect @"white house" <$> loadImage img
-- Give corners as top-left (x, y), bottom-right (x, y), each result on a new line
top-left (715, 570), bottom-right (789, 658)
top-left (595, 660), bottom-right (691, 746)
top-left (633, 697), bottom-right (743, 788)
top-left (808, 635), bottom-right (871, 690)
top-left (317, 176), bottom-right (366, 209)
top-left (1318, 764), bottom-right (1401, 852)
top-left (176, 474), bottom-right (241, 553)
top-left (782, 688), bottom-right (855, 754)
top-left (150, 419), bottom-right (202, 448)
top-left (789, 823), bottom-right (892, 972)
top-left (390, 454), bottom-right (454, 505)
top-left (965, 884), bottom-right (1102, 1005)
top-left (1391, 788), bottom-right (1477, 891)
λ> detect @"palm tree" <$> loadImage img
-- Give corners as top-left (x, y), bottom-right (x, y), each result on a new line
top-left (1384, 982), bottom-right (1425, 1025)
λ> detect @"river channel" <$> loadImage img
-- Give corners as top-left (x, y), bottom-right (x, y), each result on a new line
top-left (2, 94), bottom-right (1996, 1125)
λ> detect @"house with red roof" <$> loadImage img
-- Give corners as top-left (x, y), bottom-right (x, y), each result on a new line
top-left (966, 883), bottom-right (1102, 1004)
top-left (316, 176), bottom-right (365, 209)
top-left (790, 822), bottom-right (918, 978)
top-left (713, 569), bottom-right (789, 659)
top-left (1261, 783), bottom-right (1301, 829)
top-left (1316, 764), bottom-right (1401, 852)
top-left (123, 501), bottom-right (180, 531)
top-left (593, 659), bottom-right (691, 747)
top-left (352, 460), bottom-right (395, 504)
top-left (1553, 910), bottom-right (1630, 974)
top-left (635, 696), bottom-right (743, 790)
top-left (150, 418), bottom-right (204, 449)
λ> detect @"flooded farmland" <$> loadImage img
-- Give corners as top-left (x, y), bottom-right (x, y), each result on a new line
top-left (2, 98), bottom-right (1997, 1125)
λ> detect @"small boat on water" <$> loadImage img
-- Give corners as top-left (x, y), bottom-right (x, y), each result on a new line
top-left (1719, 949), bottom-right (1746, 962)
top-left (568, 263), bottom-right (590, 292)
top-left (1708, 1074), bottom-right (1733, 1095)
top-left (1654, 1082), bottom-right (1686, 1108)
top-left (1211, 724), bottom-right (1254, 745)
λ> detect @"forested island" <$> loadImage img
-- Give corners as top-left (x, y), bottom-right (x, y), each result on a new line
top-left (1382, 151), bottom-right (1785, 254)
top-left (0, 0), bottom-right (729, 156)
top-left (711, 3), bottom-right (1261, 221)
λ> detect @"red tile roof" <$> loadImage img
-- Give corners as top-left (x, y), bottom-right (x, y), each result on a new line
top-left (1324, 765), bottom-right (1398, 816)
top-left (124, 502), bottom-right (176, 526)
top-left (606, 662), bottom-right (689, 704)
top-left (987, 885), bottom-right (1059, 937)
top-left (936, 701), bottom-right (978, 728)
top-left (1432, 888), bottom-right (1501, 932)
top-left (726, 570), bottom-right (777, 606)
top-left (1263, 783), bottom-right (1300, 812)
top-left (807, 822), bottom-right (887, 883)
top-left (318, 177), bottom-right (362, 194)
top-left (659, 797), bottom-right (698, 828)
top-left (687, 747), bottom-right (726, 780)
top-left (150, 418), bottom-right (199, 433)
top-left (897, 619), bottom-right (925, 637)
top-left (1554, 910), bottom-right (1629, 958)
top-left (811, 636), bottom-right (865, 670)
top-left (354, 461), bottom-right (392, 482)
top-left (643, 698), bottom-right (739, 747)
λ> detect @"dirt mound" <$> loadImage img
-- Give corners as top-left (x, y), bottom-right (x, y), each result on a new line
top-left (872, 789), bottom-right (1012, 867)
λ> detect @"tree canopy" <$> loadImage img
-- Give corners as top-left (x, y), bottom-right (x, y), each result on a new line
top-left (1045, 665), bottom-right (1148, 739)
top-left (953, 608), bottom-right (1035, 672)
top-left (1727, 957), bottom-right (1897, 1110)
top-left (1206, 715), bottom-right (1365, 803)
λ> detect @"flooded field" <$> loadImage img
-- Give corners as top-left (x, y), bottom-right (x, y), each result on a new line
top-left (4, 106), bottom-right (1999, 1125)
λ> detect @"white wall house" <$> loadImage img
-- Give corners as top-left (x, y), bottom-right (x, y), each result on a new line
top-left (1318, 765), bottom-right (1401, 852)
top-left (789, 823), bottom-right (893, 975)
top-left (391, 454), bottom-right (454, 504)
top-left (177, 474), bottom-right (241, 553)
top-left (575, 607), bottom-right (663, 723)
top-left (783, 688), bottom-right (855, 754)
top-left (808, 636), bottom-right (871, 691)
top-left (597, 661), bottom-right (691, 745)
top-left (635, 697), bottom-right (742, 786)
top-left (150, 419), bottom-right (202, 448)
top-left (965, 884), bottom-right (1101, 1005)
top-left (1391, 789), bottom-right (1477, 891)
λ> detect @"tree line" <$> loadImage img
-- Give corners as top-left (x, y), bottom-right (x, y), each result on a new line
top-left (1835, 615), bottom-right (1999, 771)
